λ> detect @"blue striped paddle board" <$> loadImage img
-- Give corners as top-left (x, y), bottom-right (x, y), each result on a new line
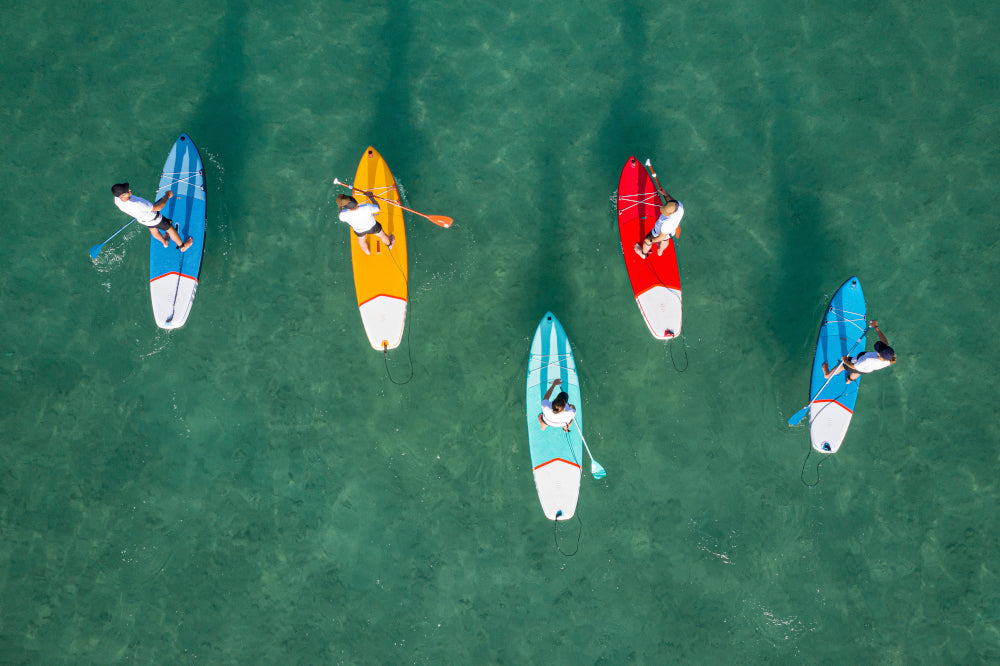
top-left (150, 134), bottom-right (206, 329)
top-left (808, 276), bottom-right (867, 453)
top-left (526, 312), bottom-right (584, 520)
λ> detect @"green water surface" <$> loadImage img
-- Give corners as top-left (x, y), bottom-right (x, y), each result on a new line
top-left (2, 0), bottom-right (999, 663)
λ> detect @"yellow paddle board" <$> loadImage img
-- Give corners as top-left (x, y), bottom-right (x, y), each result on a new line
top-left (349, 147), bottom-right (408, 350)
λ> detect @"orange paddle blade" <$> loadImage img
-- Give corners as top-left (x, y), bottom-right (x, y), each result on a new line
top-left (427, 215), bottom-right (453, 228)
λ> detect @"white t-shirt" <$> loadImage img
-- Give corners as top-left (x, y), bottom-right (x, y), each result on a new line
top-left (114, 195), bottom-right (160, 226)
top-left (339, 203), bottom-right (381, 233)
top-left (652, 201), bottom-right (684, 237)
top-left (541, 400), bottom-right (576, 428)
top-left (852, 351), bottom-right (891, 374)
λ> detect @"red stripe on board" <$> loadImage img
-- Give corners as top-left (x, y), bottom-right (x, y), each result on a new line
top-left (358, 293), bottom-right (408, 308)
top-left (533, 458), bottom-right (582, 471)
top-left (813, 399), bottom-right (854, 415)
top-left (150, 272), bottom-right (198, 284)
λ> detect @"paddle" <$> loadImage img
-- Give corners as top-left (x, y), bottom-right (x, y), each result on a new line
top-left (573, 424), bottom-right (607, 479)
top-left (644, 158), bottom-right (667, 204)
top-left (644, 157), bottom-right (683, 248)
top-left (333, 178), bottom-right (452, 228)
top-left (92, 192), bottom-right (188, 260)
top-left (787, 324), bottom-right (871, 426)
top-left (90, 219), bottom-right (136, 260)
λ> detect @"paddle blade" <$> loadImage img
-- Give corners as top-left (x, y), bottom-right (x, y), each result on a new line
top-left (429, 215), bottom-right (453, 228)
top-left (787, 406), bottom-right (810, 426)
top-left (591, 460), bottom-right (607, 479)
top-left (89, 244), bottom-right (103, 260)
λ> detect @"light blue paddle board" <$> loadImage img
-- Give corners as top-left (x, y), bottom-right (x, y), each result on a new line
top-left (808, 276), bottom-right (867, 453)
top-left (150, 134), bottom-right (206, 329)
top-left (526, 312), bottom-right (584, 520)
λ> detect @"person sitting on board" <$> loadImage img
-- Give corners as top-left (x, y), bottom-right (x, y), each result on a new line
top-left (111, 183), bottom-right (193, 251)
top-left (336, 191), bottom-right (395, 256)
top-left (537, 379), bottom-right (577, 432)
top-left (634, 190), bottom-right (684, 258)
top-left (822, 321), bottom-right (896, 383)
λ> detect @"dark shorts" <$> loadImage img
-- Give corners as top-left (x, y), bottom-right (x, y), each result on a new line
top-left (354, 222), bottom-right (383, 237)
top-left (144, 214), bottom-right (174, 231)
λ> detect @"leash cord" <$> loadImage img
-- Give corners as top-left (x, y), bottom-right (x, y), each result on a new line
top-left (553, 511), bottom-right (582, 556)
top-left (800, 447), bottom-right (828, 487)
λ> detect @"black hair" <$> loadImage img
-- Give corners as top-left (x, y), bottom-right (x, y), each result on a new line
top-left (111, 183), bottom-right (130, 197)
top-left (552, 391), bottom-right (569, 411)
top-left (874, 340), bottom-right (895, 361)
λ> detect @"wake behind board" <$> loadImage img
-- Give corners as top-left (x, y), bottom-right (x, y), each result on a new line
top-left (808, 276), bottom-right (867, 453)
top-left (616, 156), bottom-right (682, 340)
top-left (526, 312), bottom-right (584, 521)
top-left (350, 147), bottom-right (408, 350)
top-left (150, 134), bottom-right (206, 329)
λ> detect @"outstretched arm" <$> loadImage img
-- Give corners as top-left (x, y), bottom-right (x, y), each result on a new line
top-left (870, 321), bottom-right (888, 345)
top-left (542, 378), bottom-right (561, 401)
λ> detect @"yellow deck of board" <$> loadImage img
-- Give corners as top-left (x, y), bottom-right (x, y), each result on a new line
top-left (350, 146), bottom-right (408, 308)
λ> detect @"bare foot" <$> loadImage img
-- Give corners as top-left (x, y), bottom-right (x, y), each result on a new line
top-left (179, 238), bottom-right (194, 252)
top-left (386, 234), bottom-right (396, 250)
top-left (161, 239), bottom-right (169, 248)
top-left (633, 243), bottom-right (648, 258)
top-left (657, 240), bottom-right (669, 255)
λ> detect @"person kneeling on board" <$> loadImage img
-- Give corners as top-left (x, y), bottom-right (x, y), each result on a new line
top-left (336, 191), bottom-right (395, 256)
top-left (111, 183), bottom-right (193, 251)
top-left (823, 321), bottom-right (896, 383)
top-left (634, 190), bottom-right (684, 259)
top-left (537, 379), bottom-right (576, 432)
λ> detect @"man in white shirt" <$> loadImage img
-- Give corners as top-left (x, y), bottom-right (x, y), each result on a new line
top-left (823, 321), bottom-right (896, 383)
top-left (111, 183), bottom-right (193, 251)
top-left (336, 191), bottom-right (395, 256)
top-left (635, 189), bottom-right (684, 259)
top-left (537, 378), bottom-right (577, 432)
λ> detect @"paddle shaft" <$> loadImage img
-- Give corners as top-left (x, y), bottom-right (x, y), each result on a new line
top-left (571, 420), bottom-right (606, 478)
top-left (334, 180), bottom-right (451, 228)
top-left (645, 159), bottom-right (667, 204)
top-left (90, 219), bottom-right (136, 259)
top-left (103, 218), bottom-right (135, 244)
top-left (788, 325), bottom-right (871, 425)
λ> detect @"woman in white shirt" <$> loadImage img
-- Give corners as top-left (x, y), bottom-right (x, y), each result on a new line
top-left (336, 191), bottom-right (395, 256)
top-left (635, 190), bottom-right (684, 259)
top-left (823, 321), bottom-right (896, 383)
top-left (537, 379), bottom-right (576, 432)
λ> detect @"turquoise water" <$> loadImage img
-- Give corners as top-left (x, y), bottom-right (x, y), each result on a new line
top-left (2, 0), bottom-right (999, 662)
